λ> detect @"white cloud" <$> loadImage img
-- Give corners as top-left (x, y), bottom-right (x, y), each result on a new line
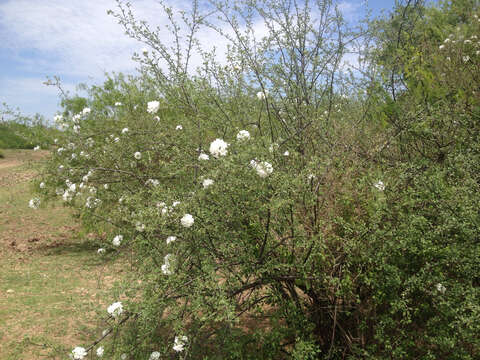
top-left (0, 0), bottom-right (149, 76)
top-left (337, 1), bottom-right (363, 22)
top-left (0, 77), bottom-right (78, 120)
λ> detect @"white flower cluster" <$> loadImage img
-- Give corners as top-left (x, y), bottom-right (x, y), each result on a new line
top-left (112, 234), bottom-right (123, 246)
top-left (436, 283), bottom-right (446, 294)
top-left (33, 145), bottom-right (40, 151)
top-left (256, 90), bottom-right (269, 100)
top-left (28, 198), bottom-right (40, 209)
top-left (374, 180), bottom-right (385, 191)
top-left (202, 178), bottom-right (214, 189)
top-left (71, 346), bottom-right (88, 359)
top-left (135, 221), bottom-right (145, 232)
top-left (146, 179), bottom-right (160, 187)
top-left (236, 130), bottom-right (250, 141)
top-left (250, 160), bottom-right (273, 178)
top-left (107, 301), bottom-right (123, 318)
top-left (209, 138), bottom-right (229, 158)
top-left (173, 335), bottom-right (188, 352)
top-left (147, 100), bottom-right (160, 114)
top-left (157, 201), bottom-right (180, 216)
top-left (149, 352), bottom-right (160, 360)
top-left (166, 236), bottom-right (177, 244)
top-left (86, 196), bottom-right (101, 209)
top-left (181, 214), bottom-right (194, 228)
top-left (96, 346), bottom-right (104, 357)
top-left (198, 152), bottom-right (209, 161)
top-left (161, 254), bottom-right (174, 275)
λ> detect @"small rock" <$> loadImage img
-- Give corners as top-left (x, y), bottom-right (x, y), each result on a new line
top-left (6, 289), bottom-right (14, 293)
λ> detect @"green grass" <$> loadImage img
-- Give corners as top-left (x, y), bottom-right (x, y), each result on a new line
top-left (0, 150), bottom-right (123, 359)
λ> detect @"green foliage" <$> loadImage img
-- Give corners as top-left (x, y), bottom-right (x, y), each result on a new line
top-left (0, 103), bottom-right (59, 149)
top-left (0, 123), bottom-right (34, 149)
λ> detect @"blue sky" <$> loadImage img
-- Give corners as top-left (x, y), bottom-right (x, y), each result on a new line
top-left (0, 0), bottom-right (399, 122)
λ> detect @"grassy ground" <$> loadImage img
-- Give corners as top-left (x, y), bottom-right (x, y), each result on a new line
top-left (0, 149), bottom-right (123, 359)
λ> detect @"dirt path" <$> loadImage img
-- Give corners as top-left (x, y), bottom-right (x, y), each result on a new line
top-left (0, 150), bottom-right (123, 359)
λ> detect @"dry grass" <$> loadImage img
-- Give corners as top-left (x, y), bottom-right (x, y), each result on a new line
top-left (0, 150), bottom-right (124, 359)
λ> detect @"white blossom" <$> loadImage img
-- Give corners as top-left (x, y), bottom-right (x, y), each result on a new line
top-left (58, 147), bottom-right (65, 154)
top-left (39, 182), bottom-right (46, 189)
top-left (198, 153), bottom-right (209, 161)
top-left (374, 180), bottom-right (385, 191)
top-left (115, 102), bottom-right (122, 106)
top-left (141, 47), bottom-right (148, 55)
top-left (268, 143), bottom-right (278, 153)
top-left (54, 114), bottom-right (63, 123)
top-left (154, 116), bottom-right (160, 121)
top-left (146, 179), bottom-right (160, 187)
top-left (149, 352), bottom-right (160, 360)
top-left (436, 283), bottom-right (446, 294)
top-left (29, 198), bottom-right (40, 209)
top-left (71, 347), bottom-right (88, 360)
top-left (134, 152), bottom-right (142, 160)
top-left (463, 55), bottom-right (470, 63)
top-left (63, 190), bottom-right (74, 202)
top-left (33, 145), bottom-right (40, 151)
top-left (147, 100), bottom-right (160, 114)
top-left (135, 222), bottom-right (145, 232)
top-left (121, 354), bottom-right (127, 360)
top-left (236, 130), bottom-right (250, 141)
top-left (181, 214), bottom-right (194, 228)
top-left (121, 128), bottom-right (129, 134)
top-left (161, 254), bottom-right (173, 275)
top-left (97, 248), bottom-right (106, 255)
top-left (176, 125), bottom-right (183, 130)
top-left (209, 138), bottom-right (229, 158)
top-left (96, 346), bottom-right (104, 357)
top-left (203, 178), bottom-right (214, 189)
top-left (107, 301), bottom-right (123, 318)
top-left (283, 150), bottom-right (289, 156)
top-left (103, 184), bottom-right (109, 190)
top-left (256, 90), bottom-right (268, 100)
top-left (250, 160), bottom-right (273, 178)
top-left (86, 196), bottom-right (101, 209)
top-left (439, 44), bottom-right (445, 50)
top-left (161, 263), bottom-right (172, 275)
top-left (82, 107), bottom-right (91, 116)
top-left (112, 235), bottom-right (123, 247)
top-left (166, 236), bottom-right (177, 244)
top-left (173, 335), bottom-right (188, 352)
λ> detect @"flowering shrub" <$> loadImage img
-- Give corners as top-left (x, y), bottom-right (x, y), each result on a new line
top-left (34, 0), bottom-right (480, 358)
